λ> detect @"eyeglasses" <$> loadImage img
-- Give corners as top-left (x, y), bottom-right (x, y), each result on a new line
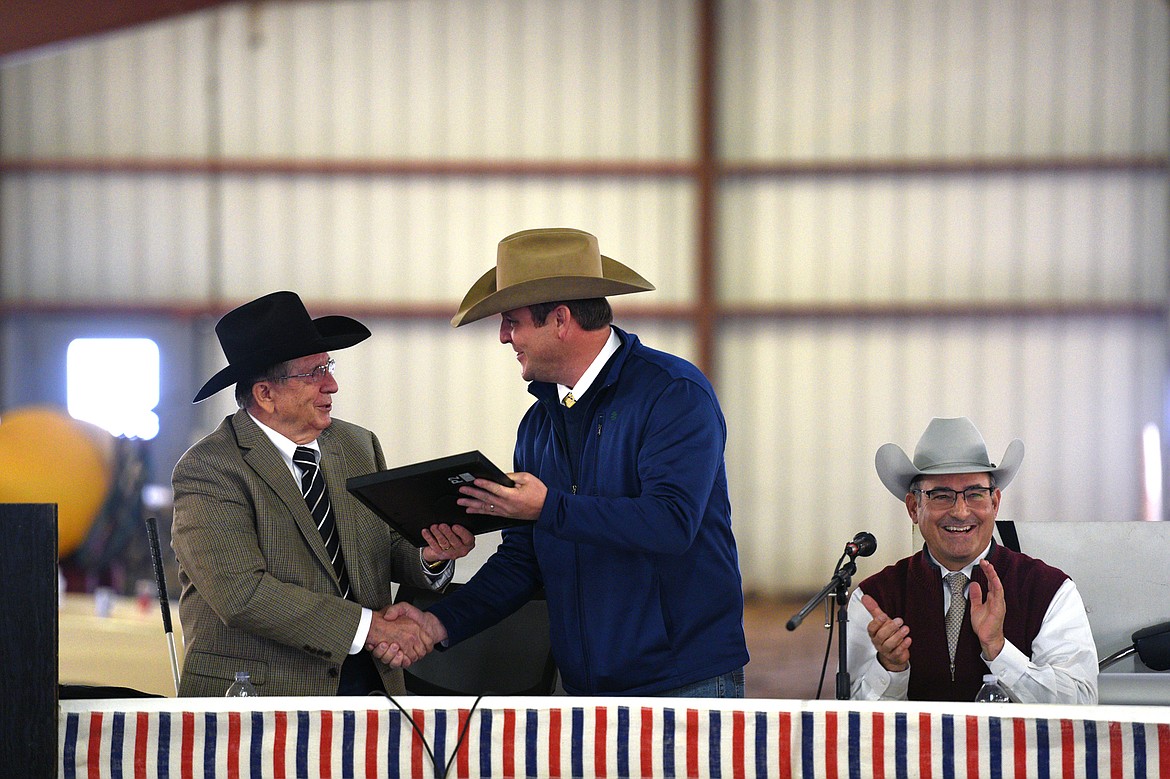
top-left (274, 359), bottom-right (335, 383)
top-left (912, 485), bottom-right (994, 509)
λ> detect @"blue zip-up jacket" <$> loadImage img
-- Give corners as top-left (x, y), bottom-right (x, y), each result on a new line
top-left (428, 328), bottom-right (749, 695)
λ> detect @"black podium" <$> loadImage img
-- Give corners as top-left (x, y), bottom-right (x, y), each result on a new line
top-left (0, 503), bottom-right (57, 778)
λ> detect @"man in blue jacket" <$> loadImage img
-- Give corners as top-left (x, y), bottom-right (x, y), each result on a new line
top-left (376, 227), bottom-right (749, 696)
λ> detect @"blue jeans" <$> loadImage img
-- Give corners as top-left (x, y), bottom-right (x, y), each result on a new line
top-left (658, 668), bottom-right (745, 699)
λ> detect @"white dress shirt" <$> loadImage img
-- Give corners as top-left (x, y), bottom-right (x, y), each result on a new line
top-left (558, 327), bottom-right (621, 405)
top-left (846, 543), bottom-right (1098, 703)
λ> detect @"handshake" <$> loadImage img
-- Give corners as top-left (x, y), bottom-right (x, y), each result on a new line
top-left (364, 601), bottom-right (449, 668)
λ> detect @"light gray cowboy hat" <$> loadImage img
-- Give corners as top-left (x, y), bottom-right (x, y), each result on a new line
top-left (875, 417), bottom-right (1024, 499)
top-left (451, 227), bottom-right (655, 327)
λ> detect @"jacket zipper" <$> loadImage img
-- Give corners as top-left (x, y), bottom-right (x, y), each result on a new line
top-left (569, 415), bottom-right (603, 493)
top-left (575, 413), bottom-right (606, 689)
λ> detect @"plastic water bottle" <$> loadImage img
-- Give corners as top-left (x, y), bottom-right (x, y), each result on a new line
top-left (974, 673), bottom-right (1011, 702)
top-left (225, 671), bottom-right (259, 697)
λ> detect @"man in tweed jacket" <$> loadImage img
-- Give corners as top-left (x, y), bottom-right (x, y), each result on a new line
top-left (172, 291), bottom-right (474, 697)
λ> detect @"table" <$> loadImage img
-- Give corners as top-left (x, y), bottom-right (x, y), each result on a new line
top-left (60, 696), bottom-right (1170, 778)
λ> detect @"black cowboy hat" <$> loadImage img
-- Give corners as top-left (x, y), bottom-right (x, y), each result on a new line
top-left (193, 291), bottom-right (370, 403)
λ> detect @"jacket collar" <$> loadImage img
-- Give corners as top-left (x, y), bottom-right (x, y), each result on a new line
top-left (231, 410), bottom-right (345, 586)
top-left (529, 326), bottom-right (638, 405)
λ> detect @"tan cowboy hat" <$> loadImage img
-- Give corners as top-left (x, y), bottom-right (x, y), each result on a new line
top-left (875, 417), bottom-right (1024, 498)
top-left (450, 228), bottom-right (655, 327)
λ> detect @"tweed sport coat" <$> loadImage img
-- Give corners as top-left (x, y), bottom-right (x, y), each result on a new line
top-left (171, 409), bottom-right (436, 697)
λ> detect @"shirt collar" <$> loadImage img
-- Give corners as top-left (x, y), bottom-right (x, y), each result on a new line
top-left (925, 540), bottom-right (993, 581)
top-left (249, 412), bottom-right (319, 474)
top-left (558, 327), bottom-right (620, 405)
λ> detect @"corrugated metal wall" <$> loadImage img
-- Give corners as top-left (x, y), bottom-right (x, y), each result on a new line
top-left (718, 0), bottom-right (1169, 588)
top-left (723, 1), bottom-right (1168, 160)
top-left (1, 0), bottom-right (1167, 595)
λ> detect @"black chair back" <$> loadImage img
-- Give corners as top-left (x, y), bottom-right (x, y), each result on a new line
top-left (394, 583), bottom-right (558, 696)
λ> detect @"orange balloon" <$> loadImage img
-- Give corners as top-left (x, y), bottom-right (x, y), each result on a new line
top-left (0, 406), bottom-right (113, 557)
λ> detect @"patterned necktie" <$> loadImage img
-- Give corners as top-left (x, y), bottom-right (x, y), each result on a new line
top-left (293, 446), bottom-right (351, 599)
top-left (562, 392), bottom-right (576, 408)
top-left (944, 572), bottom-right (969, 669)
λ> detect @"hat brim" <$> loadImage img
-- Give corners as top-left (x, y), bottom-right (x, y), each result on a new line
top-left (450, 255), bottom-right (654, 327)
top-left (875, 439), bottom-right (1024, 499)
top-left (192, 316), bottom-right (370, 403)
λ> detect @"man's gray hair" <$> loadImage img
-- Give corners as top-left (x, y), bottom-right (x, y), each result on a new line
top-left (234, 359), bottom-right (294, 409)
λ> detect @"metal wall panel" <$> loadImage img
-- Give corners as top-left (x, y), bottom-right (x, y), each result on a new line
top-left (0, 14), bottom-right (211, 158)
top-left (720, 173), bottom-right (1169, 304)
top-left (2, 0), bottom-right (696, 161)
top-left (1, 174), bottom-right (214, 301)
top-left (721, 0), bottom-right (1169, 160)
top-left (721, 315), bottom-right (1166, 596)
top-left (215, 176), bottom-right (696, 305)
top-left (713, 0), bottom-right (1169, 592)
top-left (0, 174), bottom-right (694, 304)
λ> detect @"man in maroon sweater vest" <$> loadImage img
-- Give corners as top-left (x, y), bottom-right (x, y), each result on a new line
top-left (846, 417), bottom-right (1098, 703)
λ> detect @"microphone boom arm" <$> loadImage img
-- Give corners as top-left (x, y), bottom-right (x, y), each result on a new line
top-left (786, 559), bottom-right (856, 631)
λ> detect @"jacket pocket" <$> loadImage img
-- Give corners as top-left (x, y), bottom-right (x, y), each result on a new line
top-left (183, 649), bottom-right (269, 687)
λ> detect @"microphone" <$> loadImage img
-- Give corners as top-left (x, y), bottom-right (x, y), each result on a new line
top-left (844, 531), bottom-right (877, 558)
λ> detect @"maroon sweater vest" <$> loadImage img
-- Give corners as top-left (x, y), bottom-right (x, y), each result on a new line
top-left (859, 543), bottom-right (1068, 701)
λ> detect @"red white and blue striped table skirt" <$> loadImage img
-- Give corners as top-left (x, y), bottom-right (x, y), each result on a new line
top-left (60, 696), bottom-right (1170, 778)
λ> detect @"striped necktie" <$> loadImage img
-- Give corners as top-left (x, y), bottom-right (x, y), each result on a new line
top-left (293, 446), bottom-right (351, 599)
top-left (562, 392), bottom-right (576, 408)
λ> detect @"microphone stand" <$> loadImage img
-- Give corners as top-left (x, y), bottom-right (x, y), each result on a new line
top-left (786, 554), bottom-right (859, 701)
top-left (146, 517), bottom-right (181, 696)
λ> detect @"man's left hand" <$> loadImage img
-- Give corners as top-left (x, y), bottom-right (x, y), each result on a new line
top-left (457, 471), bottom-right (547, 522)
top-left (420, 524), bottom-right (475, 565)
top-left (969, 558), bottom-right (1007, 660)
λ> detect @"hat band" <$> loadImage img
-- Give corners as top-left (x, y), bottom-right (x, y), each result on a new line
top-left (920, 459), bottom-right (995, 470)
